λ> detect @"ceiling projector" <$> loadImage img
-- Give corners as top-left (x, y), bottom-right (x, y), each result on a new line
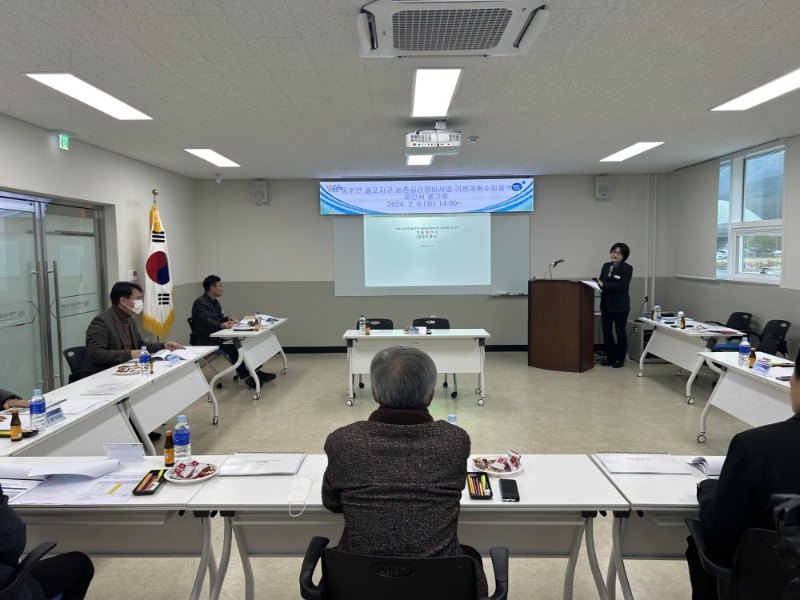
top-left (405, 129), bottom-right (462, 155)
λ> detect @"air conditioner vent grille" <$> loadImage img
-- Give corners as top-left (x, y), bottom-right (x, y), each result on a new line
top-left (392, 8), bottom-right (512, 52)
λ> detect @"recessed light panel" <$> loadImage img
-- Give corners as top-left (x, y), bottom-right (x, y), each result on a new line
top-left (600, 142), bottom-right (664, 162)
top-left (412, 69), bottom-right (462, 117)
top-left (712, 66), bottom-right (800, 111)
top-left (185, 149), bottom-right (240, 168)
top-left (27, 73), bottom-right (151, 120)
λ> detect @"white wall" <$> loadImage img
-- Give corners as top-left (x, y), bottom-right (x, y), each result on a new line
top-left (0, 113), bottom-right (198, 286)
top-left (658, 134), bottom-right (800, 354)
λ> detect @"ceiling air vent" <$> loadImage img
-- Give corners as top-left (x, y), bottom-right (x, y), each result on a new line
top-left (356, 1), bottom-right (548, 58)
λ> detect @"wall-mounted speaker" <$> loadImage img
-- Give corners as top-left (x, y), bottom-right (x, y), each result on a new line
top-left (595, 175), bottom-right (611, 199)
top-left (252, 180), bottom-right (269, 205)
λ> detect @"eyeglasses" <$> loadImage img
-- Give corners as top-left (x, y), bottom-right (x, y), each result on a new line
top-left (610, 250), bottom-right (622, 255)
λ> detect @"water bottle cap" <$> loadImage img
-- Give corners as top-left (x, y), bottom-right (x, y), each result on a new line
top-left (141, 346), bottom-right (147, 351)
top-left (177, 415), bottom-right (187, 422)
top-left (33, 389), bottom-right (41, 395)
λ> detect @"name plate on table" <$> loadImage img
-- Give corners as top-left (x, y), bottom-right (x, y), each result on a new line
top-left (165, 353), bottom-right (181, 367)
top-left (45, 407), bottom-right (66, 426)
top-left (753, 359), bottom-right (771, 376)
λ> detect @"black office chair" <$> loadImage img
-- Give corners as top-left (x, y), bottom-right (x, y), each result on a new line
top-left (62, 346), bottom-right (91, 383)
top-left (685, 519), bottom-right (799, 599)
top-left (356, 318), bottom-right (394, 390)
top-left (187, 317), bottom-right (226, 389)
top-left (745, 320), bottom-right (791, 358)
top-left (0, 541), bottom-right (57, 600)
top-left (299, 536), bottom-right (509, 600)
top-left (412, 317), bottom-right (458, 398)
top-left (705, 312), bottom-right (753, 351)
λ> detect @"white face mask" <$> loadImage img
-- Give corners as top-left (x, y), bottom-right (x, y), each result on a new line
top-left (129, 299), bottom-right (144, 314)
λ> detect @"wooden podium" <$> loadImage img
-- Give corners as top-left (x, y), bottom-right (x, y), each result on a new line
top-left (528, 279), bottom-right (595, 372)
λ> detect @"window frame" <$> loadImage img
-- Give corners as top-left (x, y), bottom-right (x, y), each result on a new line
top-left (717, 143), bottom-right (784, 284)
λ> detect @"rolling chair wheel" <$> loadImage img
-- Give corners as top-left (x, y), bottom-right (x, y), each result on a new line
top-left (233, 375), bottom-right (240, 382)
top-left (687, 397), bottom-right (695, 405)
top-left (676, 369), bottom-right (683, 376)
top-left (450, 391), bottom-right (457, 399)
top-left (477, 398), bottom-right (484, 406)
top-left (254, 393), bottom-right (260, 400)
top-left (281, 367), bottom-right (287, 375)
top-left (346, 399), bottom-right (353, 406)
top-left (443, 381), bottom-right (449, 388)
top-left (216, 382), bottom-right (222, 389)
top-left (696, 433), bottom-right (706, 443)
top-left (358, 382), bottom-right (365, 389)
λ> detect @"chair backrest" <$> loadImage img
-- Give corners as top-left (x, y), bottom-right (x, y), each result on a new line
top-left (760, 320), bottom-right (791, 341)
top-left (726, 312), bottom-right (753, 331)
top-left (732, 528), bottom-right (800, 599)
top-left (359, 318), bottom-right (394, 330)
top-left (757, 320), bottom-right (791, 357)
top-left (412, 317), bottom-right (450, 329)
top-left (0, 541), bottom-right (56, 600)
top-left (62, 346), bottom-right (86, 374)
top-left (187, 317), bottom-right (198, 345)
top-left (321, 548), bottom-right (477, 600)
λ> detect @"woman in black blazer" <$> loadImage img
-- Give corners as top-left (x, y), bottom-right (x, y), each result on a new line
top-left (593, 242), bottom-right (632, 368)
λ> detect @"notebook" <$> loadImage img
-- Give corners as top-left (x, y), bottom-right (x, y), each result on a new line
top-left (596, 452), bottom-right (690, 474)
top-left (220, 452), bottom-right (306, 476)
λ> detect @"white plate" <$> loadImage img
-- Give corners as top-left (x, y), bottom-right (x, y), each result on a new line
top-left (164, 463), bottom-right (218, 484)
top-left (114, 366), bottom-right (141, 376)
top-left (471, 458), bottom-right (524, 477)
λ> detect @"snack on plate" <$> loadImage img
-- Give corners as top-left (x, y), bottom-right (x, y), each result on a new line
top-left (472, 451), bottom-right (523, 473)
top-left (115, 364), bottom-right (139, 374)
top-left (172, 461), bottom-right (215, 480)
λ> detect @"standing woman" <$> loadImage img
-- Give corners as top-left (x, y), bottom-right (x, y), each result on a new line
top-left (594, 242), bottom-right (632, 368)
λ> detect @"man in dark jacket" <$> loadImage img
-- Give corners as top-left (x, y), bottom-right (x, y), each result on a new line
top-left (84, 281), bottom-right (182, 374)
top-left (687, 348), bottom-right (800, 598)
top-left (190, 275), bottom-right (274, 388)
top-left (322, 346), bottom-right (488, 598)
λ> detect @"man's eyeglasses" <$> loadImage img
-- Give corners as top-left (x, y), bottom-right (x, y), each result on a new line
top-left (610, 250), bottom-right (622, 255)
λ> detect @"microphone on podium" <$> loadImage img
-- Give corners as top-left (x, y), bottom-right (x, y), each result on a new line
top-left (545, 258), bottom-right (565, 279)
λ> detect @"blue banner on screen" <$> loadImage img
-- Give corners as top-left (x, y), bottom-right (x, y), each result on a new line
top-left (320, 178), bottom-right (533, 215)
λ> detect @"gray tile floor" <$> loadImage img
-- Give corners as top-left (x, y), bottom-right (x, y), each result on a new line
top-left (84, 352), bottom-right (745, 599)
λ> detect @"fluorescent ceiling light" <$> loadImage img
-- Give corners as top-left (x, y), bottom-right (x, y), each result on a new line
top-left (185, 149), bottom-right (240, 168)
top-left (600, 142), bottom-right (664, 162)
top-left (26, 73), bottom-right (151, 120)
top-left (712, 66), bottom-right (800, 111)
top-left (406, 155), bottom-right (434, 166)
top-left (412, 69), bottom-right (462, 117)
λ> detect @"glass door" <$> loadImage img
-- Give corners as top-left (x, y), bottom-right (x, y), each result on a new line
top-left (0, 193), bottom-right (104, 395)
top-left (44, 203), bottom-right (104, 389)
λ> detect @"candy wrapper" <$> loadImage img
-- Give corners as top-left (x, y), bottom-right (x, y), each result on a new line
top-left (472, 451), bottom-right (523, 473)
top-left (172, 461), bottom-right (215, 480)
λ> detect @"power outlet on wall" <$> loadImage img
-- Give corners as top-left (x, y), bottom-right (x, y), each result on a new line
top-left (128, 269), bottom-right (138, 281)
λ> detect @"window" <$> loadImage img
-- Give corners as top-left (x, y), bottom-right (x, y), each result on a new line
top-left (717, 144), bottom-right (784, 282)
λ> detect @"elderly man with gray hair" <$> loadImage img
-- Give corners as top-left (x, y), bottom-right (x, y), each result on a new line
top-left (322, 346), bottom-right (488, 597)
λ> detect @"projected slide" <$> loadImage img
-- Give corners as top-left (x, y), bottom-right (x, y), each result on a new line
top-left (364, 214), bottom-right (491, 287)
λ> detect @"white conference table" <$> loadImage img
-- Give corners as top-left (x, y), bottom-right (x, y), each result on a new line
top-left (591, 454), bottom-right (708, 600)
top-left (696, 351), bottom-right (793, 443)
top-left (343, 328), bottom-right (490, 405)
top-left (6, 455), bottom-right (226, 600)
top-left (210, 318), bottom-right (288, 400)
top-left (635, 317), bottom-right (744, 405)
top-left (189, 453), bottom-right (628, 600)
top-left (1, 346), bottom-right (218, 457)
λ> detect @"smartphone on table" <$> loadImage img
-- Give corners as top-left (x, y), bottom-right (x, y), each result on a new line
top-left (499, 478), bottom-right (520, 502)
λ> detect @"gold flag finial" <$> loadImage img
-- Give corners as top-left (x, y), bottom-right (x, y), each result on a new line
top-left (152, 189), bottom-right (158, 203)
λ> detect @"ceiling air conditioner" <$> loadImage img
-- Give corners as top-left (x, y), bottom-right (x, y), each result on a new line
top-left (405, 130), bottom-right (461, 155)
top-left (356, 0), bottom-right (549, 58)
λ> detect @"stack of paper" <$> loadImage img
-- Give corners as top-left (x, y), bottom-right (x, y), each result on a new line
top-left (220, 452), bottom-right (305, 476)
top-left (596, 452), bottom-right (690, 474)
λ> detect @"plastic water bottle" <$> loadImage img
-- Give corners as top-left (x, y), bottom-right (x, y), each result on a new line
top-left (358, 315), bottom-right (366, 335)
top-left (29, 389), bottom-right (46, 431)
top-left (738, 337), bottom-right (751, 367)
top-left (654, 304), bottom-right (662, 322)
top-left (173, 415), bottom-right (192, 462)
top-left (677, 309), bottom-right (686, 329)
top-left (139, 346), bottom-right (150, 376)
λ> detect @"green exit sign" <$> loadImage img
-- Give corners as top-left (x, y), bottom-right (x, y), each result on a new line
top-left (58, 133), bottom-right (70, 150)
